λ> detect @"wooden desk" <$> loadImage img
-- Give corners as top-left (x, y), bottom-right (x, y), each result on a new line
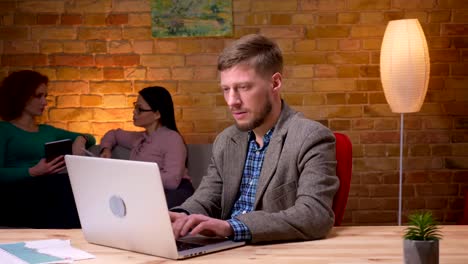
top-left (1, 225), bottom-right (467, 263)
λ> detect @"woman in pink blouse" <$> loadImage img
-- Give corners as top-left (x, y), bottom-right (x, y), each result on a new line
top-left (100, 86), bottom-right (194, 208)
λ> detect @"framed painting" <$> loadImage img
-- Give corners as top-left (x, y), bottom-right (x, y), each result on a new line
top-left (151, 0), bottom-right (233, 38)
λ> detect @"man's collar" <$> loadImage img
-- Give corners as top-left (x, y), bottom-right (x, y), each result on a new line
top-left (247, 127), bottom-right (275, 142)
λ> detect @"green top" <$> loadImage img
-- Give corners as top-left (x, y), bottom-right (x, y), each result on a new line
top-left (0, 121), bottom-right (96, 183)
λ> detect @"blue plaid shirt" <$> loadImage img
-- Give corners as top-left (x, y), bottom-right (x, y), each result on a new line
top-left (227, 128), bottom-right (274, 241)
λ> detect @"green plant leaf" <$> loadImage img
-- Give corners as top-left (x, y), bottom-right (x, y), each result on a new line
top-left (403, 211), bottom-right (442, 241)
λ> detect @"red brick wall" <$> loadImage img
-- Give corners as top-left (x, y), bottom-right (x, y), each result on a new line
top-left (1, 0), bottom-right (467, 225)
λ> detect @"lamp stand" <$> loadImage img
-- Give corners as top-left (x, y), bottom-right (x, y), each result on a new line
top-left (398, 113), bottom-right (404, 226)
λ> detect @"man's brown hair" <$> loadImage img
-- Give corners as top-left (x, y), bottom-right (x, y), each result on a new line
top-left (217, 34), bottom-right (283, 77)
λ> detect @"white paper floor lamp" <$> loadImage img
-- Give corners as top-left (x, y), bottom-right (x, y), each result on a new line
top-left (380, 19), bottom-right (430, 226)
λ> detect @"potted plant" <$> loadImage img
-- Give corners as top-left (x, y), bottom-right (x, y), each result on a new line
top-left (403, 211), bottom-right (442, 264)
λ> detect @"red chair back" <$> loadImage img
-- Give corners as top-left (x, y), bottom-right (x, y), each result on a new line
top-left (458, 188), bottom-right (468, 225)
top-left (332, 132), bottom-right (352, 226)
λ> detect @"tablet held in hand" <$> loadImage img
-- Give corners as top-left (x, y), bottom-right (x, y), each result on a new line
top-left (44, 139), bottom-right (73, 162)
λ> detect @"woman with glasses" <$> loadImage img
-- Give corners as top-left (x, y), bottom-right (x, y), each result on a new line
top-left (0, 70), bottom-right (96, 228)
top-left (100, 86), bottom-right (194, 208)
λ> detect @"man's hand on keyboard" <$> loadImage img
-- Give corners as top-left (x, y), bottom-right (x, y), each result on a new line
top-left (170, 212), bottom-right (233, 239)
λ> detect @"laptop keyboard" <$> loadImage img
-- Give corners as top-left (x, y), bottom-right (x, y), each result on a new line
top-left (176, 241), bottom-right (204, 251)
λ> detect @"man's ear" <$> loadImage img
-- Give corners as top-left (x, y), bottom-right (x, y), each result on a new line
top-left (271, 72), bottom-right (282, 93)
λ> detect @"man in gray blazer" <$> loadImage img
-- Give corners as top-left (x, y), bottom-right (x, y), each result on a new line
top-left (171, 34), bottom-right (339, 244)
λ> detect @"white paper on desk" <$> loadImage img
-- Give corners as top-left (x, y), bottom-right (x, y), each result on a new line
top-left (26, 239), bottom-right (95, 261)
top-left (0, 239), bottom-right (95, 264)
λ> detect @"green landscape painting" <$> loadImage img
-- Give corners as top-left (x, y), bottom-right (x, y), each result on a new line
top-left (151, 0), bottom-right (232, 38)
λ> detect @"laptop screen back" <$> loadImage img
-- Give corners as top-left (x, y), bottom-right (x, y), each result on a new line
top-left (65, 155), bottom-right (179, 259)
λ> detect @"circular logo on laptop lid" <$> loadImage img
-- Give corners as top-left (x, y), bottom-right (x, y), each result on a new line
top-left (109, 195), bottom-right (126, 218)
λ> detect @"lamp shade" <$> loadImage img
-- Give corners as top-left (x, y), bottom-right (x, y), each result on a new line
top-left (380, 19), bottom-right (430, 113)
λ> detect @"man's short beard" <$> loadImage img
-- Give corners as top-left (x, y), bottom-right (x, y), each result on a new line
top-left (235, 98), bottom-right (272, 132)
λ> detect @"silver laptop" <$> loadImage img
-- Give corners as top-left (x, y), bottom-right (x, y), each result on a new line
top-left (65, 155), bottom-right (245, 260)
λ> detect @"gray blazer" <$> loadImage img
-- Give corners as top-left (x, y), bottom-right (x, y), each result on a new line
top-left (176, 102), bottom-right (339, 243)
